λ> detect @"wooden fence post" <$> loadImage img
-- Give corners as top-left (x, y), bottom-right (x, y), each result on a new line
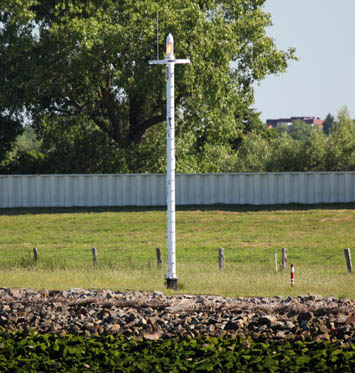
top-left (281, 248), bottom-right (287, 271)
top-left (219, 248), bottom-right (224, 270)
top-left (92, 247), bottom-right (97, 266)
top-left (156, 248), bottom-right (162, 269)
top-left (344, 248), bottom-right (352, 273)
top-left (33, 248), bottom-right (38, 262)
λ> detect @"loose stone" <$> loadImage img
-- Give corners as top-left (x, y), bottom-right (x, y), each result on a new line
top-left (0, 288), bottom-right (353, 342)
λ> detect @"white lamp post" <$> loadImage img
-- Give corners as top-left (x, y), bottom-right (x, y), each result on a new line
top-left (149, 34), bottom-right (190, 290)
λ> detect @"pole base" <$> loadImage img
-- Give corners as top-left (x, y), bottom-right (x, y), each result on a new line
top-left (166, 278), bottom-right (178, 290)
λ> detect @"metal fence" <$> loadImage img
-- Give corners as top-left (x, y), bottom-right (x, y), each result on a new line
top-left (0, 172), bottom-right (354, 208)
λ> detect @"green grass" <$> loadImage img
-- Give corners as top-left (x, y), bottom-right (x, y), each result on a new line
top-left (0, 204), bottom-right (354, 298)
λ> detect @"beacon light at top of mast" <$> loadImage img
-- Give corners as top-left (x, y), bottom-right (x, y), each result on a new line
top-left (148, 34), bottom-right (190, 65)
top-left (166, 33), bottom-right (174, 59)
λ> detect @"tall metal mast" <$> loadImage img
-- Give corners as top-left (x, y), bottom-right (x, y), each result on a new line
top-left (149, 34), bottom-right (190, 289)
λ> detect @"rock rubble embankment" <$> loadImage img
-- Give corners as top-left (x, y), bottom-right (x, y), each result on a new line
top-left (0, 288), bottom-right (354, 343)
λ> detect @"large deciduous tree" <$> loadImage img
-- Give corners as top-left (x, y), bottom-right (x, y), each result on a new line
top-left (1, 0), bottom-right (295, 168)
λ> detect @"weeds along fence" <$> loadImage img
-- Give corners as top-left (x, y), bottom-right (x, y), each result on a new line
top-left (0, 172), bottom-right (355, 208)
top-left (4, 246), bottom-right (353, 279)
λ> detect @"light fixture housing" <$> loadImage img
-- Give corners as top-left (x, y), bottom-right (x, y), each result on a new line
top-left (166, 33), bottom-right (174, 58)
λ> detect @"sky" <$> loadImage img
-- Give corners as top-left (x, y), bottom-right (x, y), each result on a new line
top-left (254, 0), bottom-right (355, 122)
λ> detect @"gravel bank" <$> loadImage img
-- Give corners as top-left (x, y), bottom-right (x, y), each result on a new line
top-left (0, 288), bottom-right (354, 343)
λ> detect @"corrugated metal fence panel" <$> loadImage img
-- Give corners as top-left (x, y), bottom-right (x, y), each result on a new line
top-left (0, 172), bottom-right (354, 208)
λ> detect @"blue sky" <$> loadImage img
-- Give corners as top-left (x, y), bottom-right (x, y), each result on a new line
top-left (254, 0), bottom-right (355, 122)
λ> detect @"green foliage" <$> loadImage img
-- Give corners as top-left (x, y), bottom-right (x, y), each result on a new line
top-left (323, 113), bottom-right (335, 135)
top-left (274, 123), bottom-right (290, 136)
top-left (0, 0), bottom-right (295, 168)
top-left (2, 150), bottom-right (47, 174)
top-left (234, 107), bottom-right (355, 173)
top-left (3, 106), bottom-right (354, 174)
top-left (232, 108), bottom-right (277, 150)
top-left (325, 107), bottom-right (355, 171)
top-left (2, 116), bottom-right (168, 174)
top-left (34, 115), bottom-right (130, 174)
top-left (0, 332), bottom-right (353, 372)
top-left (3, 2), bottom-right (352, 175)
top-left (300, 128), bottom-right (328, 171)
top-left (13, 126), bottom-right (40, 153)
top-left (275, 120), bottom-right (312, 141)
top-left (287, 120), bottom-right (312, 141)
top-left (233, 131), bottom-right (272, 172)
top-left (0, 115), bottom-right (24, 165)
top-left (267, 133), bottom-right (303, 171)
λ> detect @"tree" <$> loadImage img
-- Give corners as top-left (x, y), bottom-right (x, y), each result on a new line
top-left (275, 122), bottom-right (290, 136)
top-left (326, 106), bottom-right (355, 170)
top-left (0, 125), bottom-right (43, 174)
top-left (300, 128), bottom-right (328, 171)
top-left (267, 133), bottom-right (304, 172)
top-left (288, 120), bottom-right (312, 141)
top-left (32, 115), bottom-right (130, 174)
top-left (323, 113), bottom-right (335, 135)
top-left (0, 115), bottom-right (24, 165)
top-left (230, 108), bottom-right (278, 151)
top-left (233, 131), bottom-right (272, 172)
top-left (0, 0), bottom-right (296, 170)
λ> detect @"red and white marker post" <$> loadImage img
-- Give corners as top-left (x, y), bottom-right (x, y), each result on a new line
top-left (291, 264), bottom-right (295, 287)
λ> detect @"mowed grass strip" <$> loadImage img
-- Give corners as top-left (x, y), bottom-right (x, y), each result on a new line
top-left (0, 204), bottom-right (354, 297)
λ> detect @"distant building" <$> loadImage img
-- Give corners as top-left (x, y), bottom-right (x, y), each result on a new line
top-left (266, 116), bottom-right (324, 129)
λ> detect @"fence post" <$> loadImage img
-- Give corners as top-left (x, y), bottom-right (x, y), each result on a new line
top-left (291, 264), bottom-right (295, 287)
top-left (92, 247), bottom-right (97, 266)
top-left (344, 248), bottom-right (352, 273)
top-left (275, 253), bottom-right (278, 272)
top-left (281, 248), bottom-right (287, 271)
top-left (219, 248), bottom-right (224, 270)
top-left (156, 248), bottom-right (162, 269)
top-left (33, 248), bottom-right (38, 262)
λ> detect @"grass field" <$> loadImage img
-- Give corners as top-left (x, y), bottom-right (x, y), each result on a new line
top-left (0, 204), bottom-right (354, 298)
